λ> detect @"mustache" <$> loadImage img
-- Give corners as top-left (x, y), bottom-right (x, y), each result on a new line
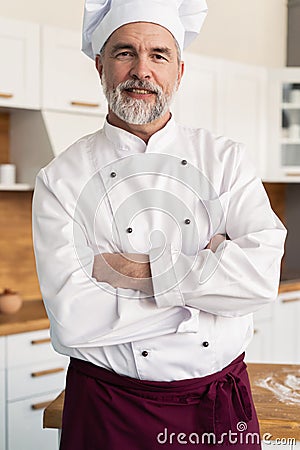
top-left (117, 79), bottom-right (162, 95)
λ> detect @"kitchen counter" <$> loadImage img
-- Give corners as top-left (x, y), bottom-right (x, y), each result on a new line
top-left (44, 362), bottom-right (300, 441)
top-left (278, 279), bottom-right (300, 293)
top-left (0, 299), bottom-right (49, 335)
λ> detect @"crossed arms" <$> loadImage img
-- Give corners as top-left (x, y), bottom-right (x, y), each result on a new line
top-left (92, 234), bottom-right (227, 295)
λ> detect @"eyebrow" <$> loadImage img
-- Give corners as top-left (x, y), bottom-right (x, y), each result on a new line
top-left (110, 43), bottom-right (173, 58)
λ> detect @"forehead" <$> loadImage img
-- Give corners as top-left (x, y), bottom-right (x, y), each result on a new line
top-left (106, 22), bottom-right (177, 50)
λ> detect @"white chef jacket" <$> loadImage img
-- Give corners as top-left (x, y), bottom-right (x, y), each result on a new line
top-left (32, 115), bottom-right (286, 381)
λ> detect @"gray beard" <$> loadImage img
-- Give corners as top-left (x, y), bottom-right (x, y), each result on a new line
top-left (102, 76), bottom-right (176, 125)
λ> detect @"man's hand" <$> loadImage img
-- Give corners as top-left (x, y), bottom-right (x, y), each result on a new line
top-left (92, 253), bottom-right (154, 295)
top-left (205, 234), bottom-right (226, 252)
top-left (92, 235), bottom-right (226, 294)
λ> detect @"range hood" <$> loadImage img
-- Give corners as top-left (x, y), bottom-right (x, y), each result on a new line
top-left (9, 109), bottom-right (105, 187)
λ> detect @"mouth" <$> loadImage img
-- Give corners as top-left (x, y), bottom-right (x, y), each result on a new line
top-left (124, 88), bottom-right (156, 97)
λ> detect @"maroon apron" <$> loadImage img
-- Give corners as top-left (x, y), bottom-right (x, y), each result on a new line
top-left (60, 353), bottom-right (261, 449)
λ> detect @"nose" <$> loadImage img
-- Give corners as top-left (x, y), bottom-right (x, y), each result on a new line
top-left (129, 57), bottom-right (151, 80)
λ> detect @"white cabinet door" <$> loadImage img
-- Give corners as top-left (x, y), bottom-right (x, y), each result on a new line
top-left (0, 338), bottom-right (5, 450)
top-left (220, 61), bottom-right (268, 179)
top-left (5, 330), bottom-right (68, 450)
top-left (42, 26), bottom-right (107, 116)
top-left (0, 369), bottom-right (5, 450)
top-left (0, 337), bottom-right (4, 371)
top-left (0, 17), bottom-right (40, 109)
top-left (173, 53), bottom-right (221, 134)
top-left (245, 319), bottom-right (273, 363)
top-left (7, 391), bottom-right (61, 450)
top-left (273, 290), bottom-right (300, 364)
top-left (6, 329), bottom-right (60, 368)
top-left (173, 53), bottom-right (267, 179)
top-left (7, 360), bottom-right (67, 402)
top-left (245, 303), bottom-right (275, 363)
top-left (267, 67), bottom-right (300, 182)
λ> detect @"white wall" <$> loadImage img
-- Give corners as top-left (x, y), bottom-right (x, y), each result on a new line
top-left (189, 0), bottom-right (287, 67)
top-left (0, 0), bottom-right (287, 67)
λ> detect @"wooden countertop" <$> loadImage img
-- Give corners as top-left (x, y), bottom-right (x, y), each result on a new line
top-left (247, 363), bottom-right (300, 440)
top-left (44, 362), bottom-right (300, 441)
top-left (0, 299), bottom-right (49, 336)
top-left (278, 280), bottom-right (300, 294)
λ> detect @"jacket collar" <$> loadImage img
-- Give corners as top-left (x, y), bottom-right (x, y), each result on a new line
top-left (103, 114), bottom-right (177, 154)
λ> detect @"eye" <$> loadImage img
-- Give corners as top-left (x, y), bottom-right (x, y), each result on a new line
top-left (153, 54), bottom-right (168, 62)
top-left (115, 51), bottom-right (133, 59)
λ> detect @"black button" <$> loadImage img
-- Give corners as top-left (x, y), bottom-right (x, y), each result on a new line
top-left (181, 159), bottom-right (187, 166)
top-left (126, 227), bottom-right (133, 233)
top-left (142, 351), bottom-right (148, 357)
top-left (110, 172), bottom-right (117, 178)
top-left (202, 341), bottom-right (209, 348)
top-left (185, 219), bottom-right (191, 225)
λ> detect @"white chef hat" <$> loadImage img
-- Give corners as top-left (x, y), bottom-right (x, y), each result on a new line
top-left (82, 0), bottom-right (208, 59)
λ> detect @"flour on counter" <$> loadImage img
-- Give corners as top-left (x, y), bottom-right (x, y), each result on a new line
top-left (256, 373), bottom-right (300, 405)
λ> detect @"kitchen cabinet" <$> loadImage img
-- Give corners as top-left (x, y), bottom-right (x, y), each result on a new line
top-left (0, 337), bottom-right (5, 450)
top-left (2, 329), bottom-right (68, 450)
top-left (218, 60), bottom-right (267, 179)
top-left (173, 53), bottom-right (268, 179)
top-left (173, 54), bottom-right (221, 134)
top-left (246, 288), bottom-right (300, 365)
top-left (267, 67), bottom-right (300, 182)
top-left (0, 379), bottom-right (4, 450)
top-left (41, 26), bottom-right (107, 116)
top-left (0, 18), bottom-right (40, 110)
top-left (7, 391), bottom-right (61, 450)
top-left (4, 24), bottom-right (107, 189)
top-left (245, 303), bottom-right (275, 363)
top-left (272, 289), bottom-right (300, 364)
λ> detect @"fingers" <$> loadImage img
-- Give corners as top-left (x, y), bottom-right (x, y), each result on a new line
top-left (205, 234), bottom-right (226, 253)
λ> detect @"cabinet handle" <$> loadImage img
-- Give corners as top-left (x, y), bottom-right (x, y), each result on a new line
top-left (31, 367), bottom-right (65, 378)
top-left (70, 101), bottom-right (100, 108)
top-left (31, 338), bottom-right (51, 345)
top-left (253, 329), bottom-right (258, 334)
top-left (0, 92), bottom-right (13, 99)
top-left (31, 400), bottom-right (53, 411)
top-left (282, 297), bottom-right (300, 304)
top-left (286, 173), bottom-right (300, 177)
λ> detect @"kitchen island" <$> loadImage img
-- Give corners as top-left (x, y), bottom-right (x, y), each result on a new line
top-left (44, 362), bottom-right (300, 443)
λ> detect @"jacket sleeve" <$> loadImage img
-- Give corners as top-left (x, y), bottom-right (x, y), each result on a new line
top-left (149, 144), bottom-right (287, 316)
top-left (32, 169), bottom-right (199, 349)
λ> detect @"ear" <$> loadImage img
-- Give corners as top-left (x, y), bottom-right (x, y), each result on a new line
top-left (176, 61), bottom-right (184, 91)
top-left (95, 54), bottom-right (103, 80)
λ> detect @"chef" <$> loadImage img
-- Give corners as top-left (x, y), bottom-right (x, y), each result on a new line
top-left (32, 0), bottom-right (287, 449)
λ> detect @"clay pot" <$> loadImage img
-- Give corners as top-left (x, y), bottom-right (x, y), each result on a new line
top-left (0, 288), bottom-right (23, 314)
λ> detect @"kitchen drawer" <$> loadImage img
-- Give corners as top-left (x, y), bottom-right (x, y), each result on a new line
top-left (6, 329), bottom-right (59, 368)
top-left (252, 300), bottom-right (275, 321)
top-left (0, 369), bottom-right (4, 404)
top-left (7, 391), bottom-right (60, 450)
top-left (278, 289), bottom-right (300, 304)
top-left (7, 359), bottom-right (67, 402)
top-left (245, 319), bottom-right (273, 362)
top-left (273, 289), bottom-right (300, 363)
top-left (0, 337), bottom-right (5, 370)
top-left (0, 369), bottom-right (5, 450)
top-left (0, 399), bottom-right (4, 450)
